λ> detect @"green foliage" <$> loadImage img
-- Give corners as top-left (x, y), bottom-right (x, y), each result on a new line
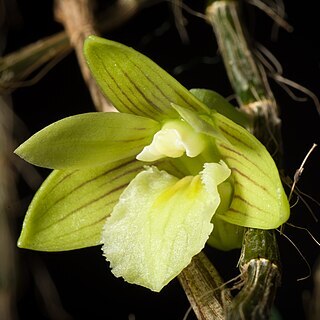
top-left (15, 112), bottom-right (159, 169)
top-left (18, 158), bottom-right (145, 251)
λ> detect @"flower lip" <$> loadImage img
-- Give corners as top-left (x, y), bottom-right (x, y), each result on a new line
top-left (102, 162), bottom-right (232, 291)
top-left (136, 119), bottom-right (207, 162)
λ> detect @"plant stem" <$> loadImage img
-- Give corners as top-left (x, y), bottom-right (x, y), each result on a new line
top-left (206, 0), bottom-right (282, 163)
top-left (178, 252), bottom-right (232, 320)
top-left (54, 0), bottom-right (115, 112)
top-left (0, 0), bottom-right (146, 96)
top-left (229, 230), bottom-right (281, 319)
top-left (0, 32), bottom-right (70, 93)
top-left (206, 1), bottom-right (284, 319)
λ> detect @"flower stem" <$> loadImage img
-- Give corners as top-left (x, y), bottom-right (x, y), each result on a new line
top-left (206, 1), bottom-right (284, 318)
top-left (178, 252), bottom-right (232, 320)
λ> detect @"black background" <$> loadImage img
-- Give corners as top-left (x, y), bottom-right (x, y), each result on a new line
top-left (3, 0), bottom-right (320, 319)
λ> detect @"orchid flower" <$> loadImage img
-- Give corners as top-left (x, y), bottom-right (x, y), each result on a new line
top-left (15, 36), bottom-right (290, 292)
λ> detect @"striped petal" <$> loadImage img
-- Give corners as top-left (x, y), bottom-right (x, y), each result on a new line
top-left (84, 36), bottom-right (209, 120)
top-left (15, 112), bottom-right (159, 169)
top-left (214, 113), bottom-right (290, 229)
top-left (170, 104), bottom-right (290, 229)
top-left (17, 158), bottom-right (145, 251)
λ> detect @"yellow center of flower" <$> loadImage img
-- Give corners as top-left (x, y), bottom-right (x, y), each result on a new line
top-left (136, 119), bottom-right (207, 162)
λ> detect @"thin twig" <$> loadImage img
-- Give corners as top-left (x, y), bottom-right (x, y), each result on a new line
top-left (289, 144), bottom-right (317, 202)
top-left (1, 0), bottom-right (147, 94)
top-left (246, 0), bottom-right (293, 32)
top-left (54, 0), bottom-right (115, 112)
top-left (272, 74), bottom-right (320, 115)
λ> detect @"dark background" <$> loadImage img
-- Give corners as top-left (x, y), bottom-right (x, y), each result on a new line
top-left (2, 0), bottom-right (320, 319)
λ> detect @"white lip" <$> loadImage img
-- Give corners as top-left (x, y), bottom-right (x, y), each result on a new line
top-left (136, 119), bottom-right (206, 162)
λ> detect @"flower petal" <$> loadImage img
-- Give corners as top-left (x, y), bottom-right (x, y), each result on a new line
top-left (15, 112), bottom-right (159, 169)
top-left (206, 179), bottom-right (243, 251)
top-left (214, 113), bottom-right (290, 229)
top-left (18, 158), bottom-right (145, 251)
top-left (136, 119), bottom-right (207, 162)
top-left (171, 103), bottom-right (228, 143)
top-left (168, 104), bottom-right (290, 229)
top-left (207, 217), bottom-right (244, 251)
top-left (102, 163), bottom-right (230, 292)
top-left (84, 36), bottom-right (209, 120)
top-left (190, 88), bottom-right (250, 128)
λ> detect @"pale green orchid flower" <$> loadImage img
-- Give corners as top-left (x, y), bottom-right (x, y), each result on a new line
top-left (15, 36), bottom-right (290, 292)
